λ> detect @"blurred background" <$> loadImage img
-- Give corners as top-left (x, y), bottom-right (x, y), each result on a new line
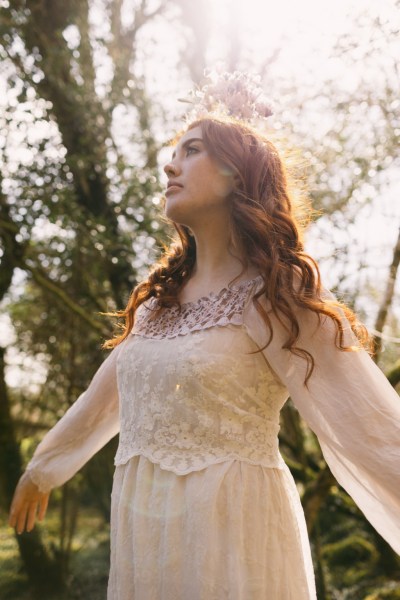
top-left (0, 0), bottom-right (399, 598)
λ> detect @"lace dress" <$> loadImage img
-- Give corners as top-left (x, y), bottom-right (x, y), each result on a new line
top-left (26, 275), bottom-right (400, 600)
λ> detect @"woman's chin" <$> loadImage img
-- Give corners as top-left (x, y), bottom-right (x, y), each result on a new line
top-left (164, 203), bottom-right (189, 225)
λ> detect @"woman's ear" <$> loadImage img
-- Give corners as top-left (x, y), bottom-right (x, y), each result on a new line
top-left (232, 173), bottom-right (242, 190)
top-left (182, 224), bottom-right (195, 238)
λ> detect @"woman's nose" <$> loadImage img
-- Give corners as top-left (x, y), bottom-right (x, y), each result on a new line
top-left (164, 160), bottom-right (180, 177)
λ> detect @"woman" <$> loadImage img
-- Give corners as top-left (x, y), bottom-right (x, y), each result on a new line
top-left (9, 114), bottom-right (400, 599)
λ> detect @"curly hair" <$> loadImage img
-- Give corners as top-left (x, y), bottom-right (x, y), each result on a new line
top-left (102, 115), bottom-right (373, 383)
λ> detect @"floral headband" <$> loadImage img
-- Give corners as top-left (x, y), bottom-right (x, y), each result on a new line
top-left (178, 70), bottom-right (274, 124)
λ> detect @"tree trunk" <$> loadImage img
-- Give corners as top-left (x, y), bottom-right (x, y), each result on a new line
top-left (302, 465), bottom-right (336, 536)
top-left (0, 347), bottom-right (65, 596)
top-left (386, 360), bottom-right (400, 387)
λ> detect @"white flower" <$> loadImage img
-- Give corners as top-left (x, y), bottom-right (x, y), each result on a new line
top-left (179, 70), bottom-right (273, 124)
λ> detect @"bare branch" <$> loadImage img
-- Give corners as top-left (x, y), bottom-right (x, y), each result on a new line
top-left (374, 225), bottom-right (400, 359)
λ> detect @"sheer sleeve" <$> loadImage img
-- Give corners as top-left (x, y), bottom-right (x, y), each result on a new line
top-left (243, 285), bottom-right (400, 555)
top-left (25, 340), bottom-right (126, 494)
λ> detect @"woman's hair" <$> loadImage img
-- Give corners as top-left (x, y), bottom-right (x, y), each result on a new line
top-left (102, 114), bottom-right (373, 383)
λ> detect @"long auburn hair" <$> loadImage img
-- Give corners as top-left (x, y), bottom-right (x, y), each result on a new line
top-left (102, 115), bottom-right (373, 383)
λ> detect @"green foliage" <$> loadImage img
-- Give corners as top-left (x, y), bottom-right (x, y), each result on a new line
top-left (322, 534), bottom-right (377, 574)
top-left (365, 588), bottom-right (400, 600)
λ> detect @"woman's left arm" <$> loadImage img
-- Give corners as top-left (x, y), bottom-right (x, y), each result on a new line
top-left (243, 288), bottom-right (400, 555)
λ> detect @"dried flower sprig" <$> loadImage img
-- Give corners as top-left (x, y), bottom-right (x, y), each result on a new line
top-left (179, 70), bottom-right (273, 124)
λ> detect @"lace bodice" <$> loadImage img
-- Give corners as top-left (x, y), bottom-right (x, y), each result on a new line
top-left (115, 275), bottom-right (288, 473)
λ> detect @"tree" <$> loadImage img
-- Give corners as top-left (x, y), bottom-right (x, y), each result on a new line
top-left (0, 0), bottom-right (164, 593)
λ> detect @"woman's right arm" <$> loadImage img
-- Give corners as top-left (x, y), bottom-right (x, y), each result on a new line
top-left (8, 337), bottom-right (127, 534)
top-left (243, 284), bottom-right (400, 555)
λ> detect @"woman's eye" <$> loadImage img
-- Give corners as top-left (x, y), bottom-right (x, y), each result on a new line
top-left (186, 146), bottom-right (199, 156)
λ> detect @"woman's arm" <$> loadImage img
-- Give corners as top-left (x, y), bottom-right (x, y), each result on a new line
top-left (8, 338), bottom-right (127, 533)
top-left (243, 287), bottom-right (400, 555)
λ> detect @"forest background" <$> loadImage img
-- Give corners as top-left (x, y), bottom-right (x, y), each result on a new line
top-left (0, 0), bottom-right (399, 598)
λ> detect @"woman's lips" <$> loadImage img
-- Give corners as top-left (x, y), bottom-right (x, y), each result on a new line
top-left (165, 184), bottom-right (183, 195)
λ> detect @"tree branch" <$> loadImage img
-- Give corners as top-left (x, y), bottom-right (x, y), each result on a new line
top-left (374, 225), bottom-right (400, 359)
top-left (25, 264), bottom-right (108, 336)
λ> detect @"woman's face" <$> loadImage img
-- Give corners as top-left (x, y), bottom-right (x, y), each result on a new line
top-left (163, 126), bottom-right (234, 226)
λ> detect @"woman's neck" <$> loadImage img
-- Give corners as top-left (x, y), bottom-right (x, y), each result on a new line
top-left (178, 229), bottom-right (259, 304)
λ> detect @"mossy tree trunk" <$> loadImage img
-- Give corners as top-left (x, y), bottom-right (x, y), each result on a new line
top-left (0, 347), bottom-right (64, 597)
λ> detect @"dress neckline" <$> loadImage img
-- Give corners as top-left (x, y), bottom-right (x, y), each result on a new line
top-left (178, 274), bottom-right (263, 308)
top-left (134, 274), bottom-right (264, 338)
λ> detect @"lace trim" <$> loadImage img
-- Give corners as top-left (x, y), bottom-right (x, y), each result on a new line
top-left (133, 275), bottom-right (263, 339)
top-left (26, 467), bottom-right (53, 494)
top-left (114, 448), bottom-right (286, 474)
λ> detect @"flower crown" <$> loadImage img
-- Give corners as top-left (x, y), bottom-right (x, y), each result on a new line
top-left (179, 70), bottom-right (274, 124)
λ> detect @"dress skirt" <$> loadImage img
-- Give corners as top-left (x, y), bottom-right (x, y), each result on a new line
top-left (108, 455), bottom-right (316, 599)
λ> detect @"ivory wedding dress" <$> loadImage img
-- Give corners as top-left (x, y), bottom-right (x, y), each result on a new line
top-left (25, 275), bottom-right (400, 599)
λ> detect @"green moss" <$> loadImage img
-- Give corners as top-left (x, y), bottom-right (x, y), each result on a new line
top-left (322, 534), bottom-right (378, 568)
top-left (364, 586), bottom-right (400, 600)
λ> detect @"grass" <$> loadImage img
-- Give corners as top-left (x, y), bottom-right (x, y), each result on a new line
top-left (0, 508), bottom-right (110, 600)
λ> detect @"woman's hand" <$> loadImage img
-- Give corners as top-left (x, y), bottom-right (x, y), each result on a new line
top-left (8, 472), bottom-right (50, 534)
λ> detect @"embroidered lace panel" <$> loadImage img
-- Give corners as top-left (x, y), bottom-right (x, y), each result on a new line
top-left (115, 275), bottom-right (289, 474)
top-left (132, 275), bottom-right (264, 339)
